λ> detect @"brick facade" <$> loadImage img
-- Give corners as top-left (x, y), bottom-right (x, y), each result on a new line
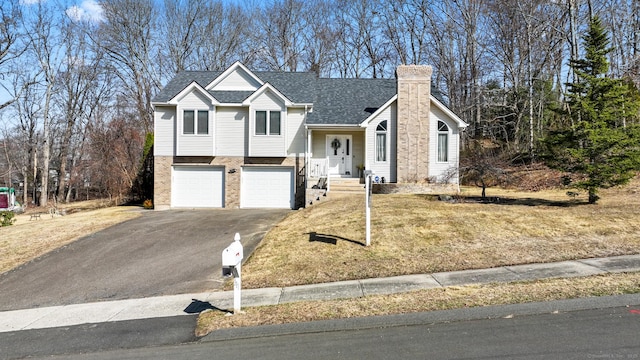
top-left (396, 65), bottom-right (432, 183)
top-left (153, 155), bottom-right (305, 209)
top-left (153, 156), bottom-right (173, 210)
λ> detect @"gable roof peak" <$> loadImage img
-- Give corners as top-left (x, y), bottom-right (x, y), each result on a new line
top-left (206, 62), bottom-right (263, 91)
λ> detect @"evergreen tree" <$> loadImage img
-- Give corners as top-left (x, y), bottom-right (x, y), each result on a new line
top-left (544, 16), bottom-right (640, 204)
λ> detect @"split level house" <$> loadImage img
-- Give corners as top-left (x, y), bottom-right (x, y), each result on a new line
top-left (152, 62), bottom-right (467, 210)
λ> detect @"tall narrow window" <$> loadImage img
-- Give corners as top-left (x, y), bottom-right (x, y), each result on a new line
top-left (183, 110), bottom-right (194, 134)
top-left (269, 111), bottom-right (281, 135)
top-left (376, 120), bottom-right (387, 162)
top-left (255, 111), bottom-right (267, 135)
top-left (197, 110), bottom-right (208, 134)
top-left (438, 121), bottom-right (449, 162)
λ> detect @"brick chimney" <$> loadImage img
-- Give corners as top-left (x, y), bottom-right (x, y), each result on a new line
top-left (396, 65), bottom-right (432, 182)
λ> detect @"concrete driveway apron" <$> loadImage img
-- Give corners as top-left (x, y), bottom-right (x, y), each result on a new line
top-left (0, 209), bottom-right (289, 311)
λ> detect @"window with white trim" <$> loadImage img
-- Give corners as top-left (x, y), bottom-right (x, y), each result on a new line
top-left (255, 110), bottom-right (281, 135)
top-left (437, 120), bottom-right (449, 162)
top-left (183, 110), bottom-right (209, 135)
top-left (376, 120), bottom-right (387, 162)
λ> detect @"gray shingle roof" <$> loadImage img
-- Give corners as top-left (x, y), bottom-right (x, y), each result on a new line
top-left (153, 71), bottom-right (221, 103)
top-left (257, 72), bottom-right (318, 104)
top-left (153, 69), bottom-right (402, 125)
top-left (209, 91), bottom-right (254, 104)
top-left (306, 78), bottom-right (397, 125)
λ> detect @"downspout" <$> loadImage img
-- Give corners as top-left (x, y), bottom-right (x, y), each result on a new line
top-left (456, 126), bottom-right (466, 193)
top-left (304, 105), bottom-right (309, 191)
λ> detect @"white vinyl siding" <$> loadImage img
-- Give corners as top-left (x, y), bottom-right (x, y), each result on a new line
top-left (178, 90), bottom-right (211, 108)
top-left (154, 106), bottom-right (175, 156)
top-left (176, 91), bottom-right (214, 156)
top-left (209, 68), bottom-right (261, 91)
top-left (365, 102), bottom-right (396, 182)
top-left (286, 108), bottom-right (305, 156)
top-left (216, 107), bottom-right (247, 156)
top-left (429, 105), bottom-right (460, 183)
top-left (249, 90), bottom-right (286, 157)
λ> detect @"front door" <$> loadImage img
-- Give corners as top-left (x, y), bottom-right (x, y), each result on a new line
top-left (326, 135), bottom-right (352, 176)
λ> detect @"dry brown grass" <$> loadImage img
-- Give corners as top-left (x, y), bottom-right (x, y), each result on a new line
top-left (241, 179), bottom-right (640, 288)
top-left (0, 202), bottom-right (141, 274)
top-left (197, 272), bottom-right (640, 336)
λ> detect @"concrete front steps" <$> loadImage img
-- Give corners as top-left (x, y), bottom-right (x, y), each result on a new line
top-left (328, 177), bottom-right (364, 195)
top-left (306, 177), bottom-right (364, 207)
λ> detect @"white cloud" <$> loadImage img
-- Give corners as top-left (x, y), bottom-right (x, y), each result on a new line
top-left (19, 0), bottom-right (44, 5)
top-left (65, 0), bottom-right (104, 23)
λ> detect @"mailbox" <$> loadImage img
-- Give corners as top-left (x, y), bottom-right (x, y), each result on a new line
top-left (222, 233), bottom-right (243, 277)
top-left (221, 233), bottom-right (245, 314)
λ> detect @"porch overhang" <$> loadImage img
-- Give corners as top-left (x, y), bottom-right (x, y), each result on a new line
top-left (305, 123), bottom-right (364, 130)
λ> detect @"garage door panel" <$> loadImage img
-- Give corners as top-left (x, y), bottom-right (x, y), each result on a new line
top-left (241, 167), bottom-right (293, 209)
top-left (172, 166), bottom-right (224, 208)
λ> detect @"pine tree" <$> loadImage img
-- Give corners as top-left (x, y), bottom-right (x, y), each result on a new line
top-left (544, 16), bottom-right (640, 204)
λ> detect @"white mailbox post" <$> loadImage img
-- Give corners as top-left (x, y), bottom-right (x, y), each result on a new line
top-left (222, 233), bottom-right (244, 314)
top-left (363, 170), bottom-right (374, 246)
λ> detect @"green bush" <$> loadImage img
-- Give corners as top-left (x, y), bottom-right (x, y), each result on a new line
top-left (0, 211), bottom-right (15, 227)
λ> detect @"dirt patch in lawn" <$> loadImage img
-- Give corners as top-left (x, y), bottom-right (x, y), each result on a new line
top-left (0, 201), bottom-right (141, 274)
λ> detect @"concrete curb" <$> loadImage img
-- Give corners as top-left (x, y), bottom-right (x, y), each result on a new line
top-left (1, 254), bottom-right (639, 333)
top-left (201, 293), bottom-right (640, 342)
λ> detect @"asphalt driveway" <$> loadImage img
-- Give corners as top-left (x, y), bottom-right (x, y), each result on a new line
top-left (0, 209), bottom-right (289, 311)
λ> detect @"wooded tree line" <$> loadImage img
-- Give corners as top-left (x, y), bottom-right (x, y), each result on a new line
top-left (0, 0), bottom-right (639, 206)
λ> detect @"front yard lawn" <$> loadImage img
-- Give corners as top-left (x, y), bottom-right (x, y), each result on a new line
top-left (240, 179), bottom-right (640, 288)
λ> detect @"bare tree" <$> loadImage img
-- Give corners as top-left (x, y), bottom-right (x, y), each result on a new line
top-left (300, 0), bottom-right (338, 76)
top-left (0, 0), bottom-right (25, 111)
top-left (21, 2), bottom-right (63, 207)
top-left (10, 73), bottom-right (41, 205)
top-left (333, 0), bottom-right (390, 78)
top-left (382, 0), bottom-right (432, 66)
top-left (87, 115), bottom-right (144, 203)
top-left (53, 17), bottom-right (109, 202)
top-left (0, 127), bottom-right (12, 187)
top-left (253, 0), bottom-right (306, 71)
top-left (195, 2), bottom-right (255, 70)
top-left (95, 0), bottom-right (160, 133)
top-left (161, 0), bottom-right (203, 73)
top-left (161, 0), bottom-right (253, 73)
top-left (597, 0), bottom-right (640, 77)
top-left (460, 140), bottom-right (511, 198)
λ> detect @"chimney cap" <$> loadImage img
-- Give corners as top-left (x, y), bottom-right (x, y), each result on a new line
top-left (396, 65), bottom-right (433, 79)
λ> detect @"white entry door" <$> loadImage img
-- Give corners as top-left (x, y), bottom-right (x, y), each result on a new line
top-left (326, 135), bottom-right (353, 176)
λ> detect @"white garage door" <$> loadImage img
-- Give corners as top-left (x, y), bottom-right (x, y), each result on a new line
top-left (241, 167), bottom-right (293, 209)
top-left (172, 166), bottom-right (224, 208)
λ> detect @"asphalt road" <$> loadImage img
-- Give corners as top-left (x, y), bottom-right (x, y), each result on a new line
top-left (0, 315), bottom-right (198, 360)
top-left (6, 295), bottom-right (640, 360)
top-left (0, 209), bottom-right (289, 311)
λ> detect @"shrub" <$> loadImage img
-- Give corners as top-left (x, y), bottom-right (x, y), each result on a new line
top-left (143, 199), bottom-right (153, 209)
top-left (0, 211), bottom-right (15, 227)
